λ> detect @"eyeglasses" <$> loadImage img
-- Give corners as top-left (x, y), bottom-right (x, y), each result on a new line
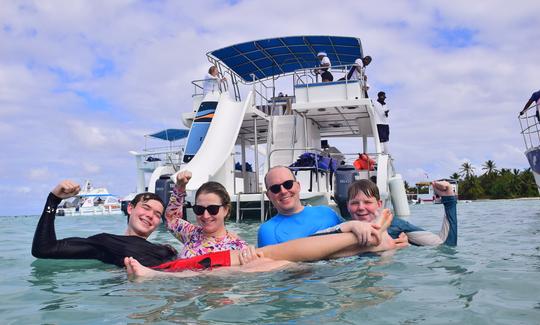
top-left (192, 204), bottom-right (223, 215)
top-left (268, 180), bottom-right (295, 194)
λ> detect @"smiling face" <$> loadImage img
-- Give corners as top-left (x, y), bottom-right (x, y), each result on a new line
top-left (347, 191), bottom-right (382, 222)
top-left (126, 199), bottom-right (164, 238)
top-left (265, 166), bottom-right (303, 215)
top-left (194, 192), bottom-right (229, 237)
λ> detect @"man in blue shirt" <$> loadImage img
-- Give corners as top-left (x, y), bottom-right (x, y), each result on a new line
top-left (257, 166), bottom-right (342, 247)
top-left (520, 90), bottom-right (540, 122)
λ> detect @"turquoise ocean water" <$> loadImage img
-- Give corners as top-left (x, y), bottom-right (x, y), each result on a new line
top-left (1, 199), bottom-right (539, 324)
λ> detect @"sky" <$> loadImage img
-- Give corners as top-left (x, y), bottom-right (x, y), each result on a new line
top-left (1, 0), bottom-right (540, 216)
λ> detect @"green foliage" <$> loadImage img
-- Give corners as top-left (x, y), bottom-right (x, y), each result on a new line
top-left (460, 175), bottom-right (485, 200)
top-left (454, 161), bottom-right (539, 200)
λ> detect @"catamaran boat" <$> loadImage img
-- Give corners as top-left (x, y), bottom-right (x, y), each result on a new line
top-left (131, 35), bottom-right (410, 221)
top-left (518, 103), bottom-right (540, 194)
top-left (56, 180), bottom-right (123, 216)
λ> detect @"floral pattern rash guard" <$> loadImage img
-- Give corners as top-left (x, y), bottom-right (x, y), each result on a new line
top-left (165, 187), bottom-right (248, 258)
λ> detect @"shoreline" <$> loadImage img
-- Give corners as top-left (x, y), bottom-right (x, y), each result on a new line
top-left (471, 197), bottom-right (540, 202)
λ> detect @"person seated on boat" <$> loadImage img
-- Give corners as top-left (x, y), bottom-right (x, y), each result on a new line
top-left (353, 153), bottom-right (375, 171)
top-left (165, 171), bottom-right (248, 258)
top-left (342, 179), bottom-right (458, 246)
top-left (520, 89), bottom-right (540, 122)
top-left (31, 180), bottom-right (178, 267)
top-left (202, 65), bottom-right (226, 95)
top-left (373, 91), bottom-right (390, 153)
top-left (124, 207), bottom-right (410, 278)
top-left (315, 52), bottom-right (333, 82)
top-left (257, 166), bottom-right (343, 247)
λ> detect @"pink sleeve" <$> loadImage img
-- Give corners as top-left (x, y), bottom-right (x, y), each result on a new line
top-left (165, 187), bottom-right (198, 243)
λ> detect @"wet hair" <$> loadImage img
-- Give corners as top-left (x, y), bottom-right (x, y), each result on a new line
top-left (196, 181), bottom-right (232, 220)
top-left (126, 192), bottom-right (165, 221)
top-left (264, 165), bottom-right (297, 188)
top-left (347, 179), bottom-right (380, 201)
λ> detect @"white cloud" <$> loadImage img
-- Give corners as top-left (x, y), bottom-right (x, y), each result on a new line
top-left (1, 0), bottom-right (539, 214)
top-left (28, 167), bottom-right (52, 181)
top-left (16, 186), bottom-right (31, 194)
top-left (82, 162), bottom-right (101, 174)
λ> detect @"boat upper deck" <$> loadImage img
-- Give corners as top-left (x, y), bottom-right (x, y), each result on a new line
top-left (207, 36), bottom-right (363, 83)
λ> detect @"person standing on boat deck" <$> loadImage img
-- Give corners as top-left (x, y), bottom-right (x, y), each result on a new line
top-left (31, 180), bottom-right (177, 267)
top-left (202, 65), bottom-right (226, 95)
top-left (373, 91), bottom-right (390, 153)
top-left (520, 89), bottom-right (540, 122)
top-left (315, 52), bottom-right (333, 82)
top-left (165, 170), bottom-right (248, 258)
top-left (342, 179), bottom-right (458, 246)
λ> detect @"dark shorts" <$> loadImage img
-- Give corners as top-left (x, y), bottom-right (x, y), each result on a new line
top-left (377, 124), bottom-right (389, 142)
top-left (321, 71), bottom-right (334, 82)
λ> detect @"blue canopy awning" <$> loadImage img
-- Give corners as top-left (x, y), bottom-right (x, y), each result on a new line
top-left (147, 129), bottom-right (189, 142)
top-left (208, 35), bottom-right (364, 82)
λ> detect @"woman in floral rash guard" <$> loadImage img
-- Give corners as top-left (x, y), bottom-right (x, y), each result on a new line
top-left (165, 171), bottom-right (248, 258)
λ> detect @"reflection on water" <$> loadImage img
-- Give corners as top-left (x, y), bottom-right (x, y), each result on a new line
top-left (1, 199), bottom-right (540, 323)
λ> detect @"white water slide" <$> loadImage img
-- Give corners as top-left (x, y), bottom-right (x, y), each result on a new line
top-left (174, 91), bottom-right (253, 191)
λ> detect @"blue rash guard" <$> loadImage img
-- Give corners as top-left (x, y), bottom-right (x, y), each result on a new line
top-left (387, 196), bottom-right (458, 246)
top-left (257, 206), bottom-right (342, 247)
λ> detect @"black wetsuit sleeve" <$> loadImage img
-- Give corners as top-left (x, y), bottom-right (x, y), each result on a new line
top-left (31, 193), bottom-right (105, 260)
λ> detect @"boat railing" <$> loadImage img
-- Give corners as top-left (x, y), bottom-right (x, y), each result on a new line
top-left (249, 73), bottom-right (297, 116)
top-left (292, 64), bottom-right (368, 103)
top-left (292, 64), bottom-right (367, 85)
top-left (338, 152), bottom-right (384, 167)
top-left (250, 73), bottom-right (274, 112)
top-left (518, 103), bottom-right (540, 150)
top-left (191, 77), bottom-right (229, 97)
top-left (268, 147), bottom-right (332, 192)
top-left (131, 146), bottom-right (184, 170)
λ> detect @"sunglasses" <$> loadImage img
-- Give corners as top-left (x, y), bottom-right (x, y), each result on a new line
top-left (192, 204), bottom-right (223, 215)
top-left (268, 180), bottom-right (295, 194)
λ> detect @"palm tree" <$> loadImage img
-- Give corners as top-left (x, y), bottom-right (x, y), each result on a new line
top-left (482, 160), bottom-right (498, 175)
top-left (450, 172), bottom-right (461, 181)
top-left (459, 162), bottom-right (475, 178)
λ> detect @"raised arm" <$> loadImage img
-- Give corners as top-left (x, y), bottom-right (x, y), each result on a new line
top-left (31, 180), bottom-right (105, 260)
top-left (165, 171), bottom-right (197, 243)
top-left (432, 181), bottom-right (458, 246)
top-left (401, 181), bottom-right (458, 246)
top-left (520, 98), bottom-right (535, 115)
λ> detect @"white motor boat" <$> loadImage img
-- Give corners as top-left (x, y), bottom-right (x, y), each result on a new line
top-left (56, 180), bottom-right (123, 216)
top-left (131, 35), bottom-right (411, 221)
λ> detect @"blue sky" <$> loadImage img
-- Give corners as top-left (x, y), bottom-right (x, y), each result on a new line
top-left (1, 0), bottom-right (539, 215)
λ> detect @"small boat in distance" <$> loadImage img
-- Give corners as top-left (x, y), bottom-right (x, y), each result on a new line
top-left (409, 179), bottom-right (459, 204)
top-left (518, 103), bottom-right (540, 194)
top-left (56, 180), bottom-right (123, 216)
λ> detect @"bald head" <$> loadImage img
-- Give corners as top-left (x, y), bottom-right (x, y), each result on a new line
top-left (264, 166), bottom-right (296, 189)
top-left (264, 166), bottom-right (302, 215)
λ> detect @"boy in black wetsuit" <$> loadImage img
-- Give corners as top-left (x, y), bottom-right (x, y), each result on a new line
top-left (32, 180), bottom-right (177, 267)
